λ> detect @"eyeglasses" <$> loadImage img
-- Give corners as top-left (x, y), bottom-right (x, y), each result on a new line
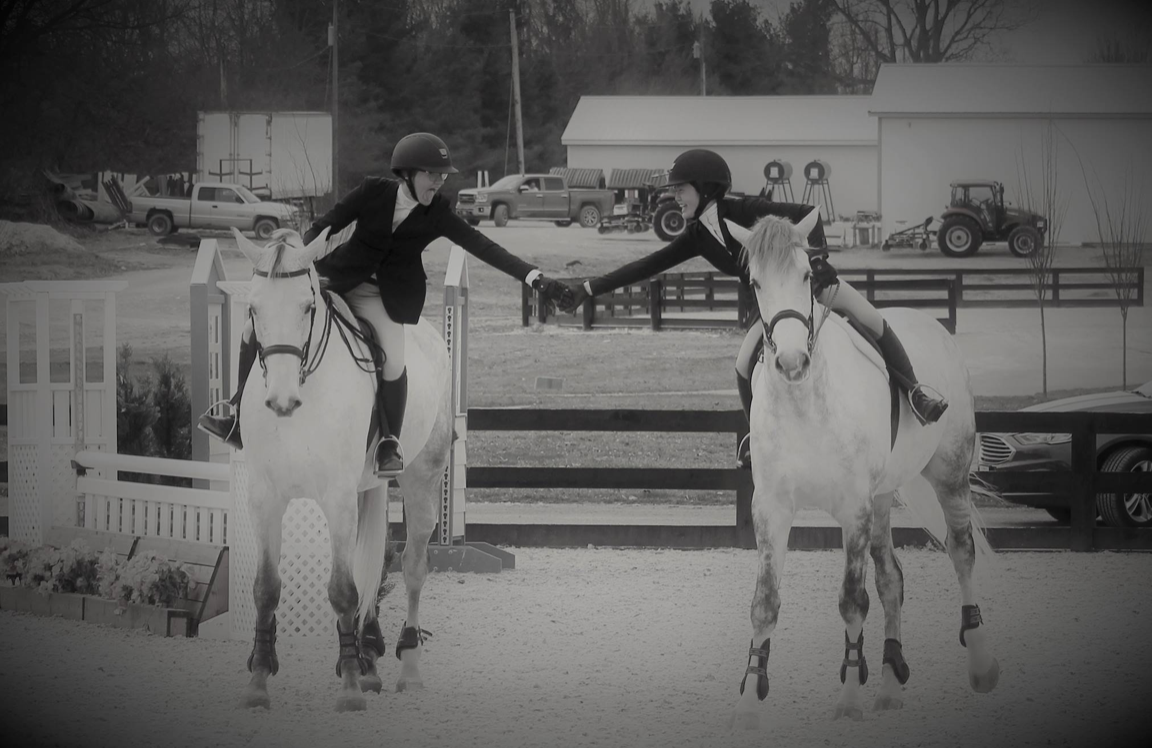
top-left (421, 171), bottom-right (449, 183)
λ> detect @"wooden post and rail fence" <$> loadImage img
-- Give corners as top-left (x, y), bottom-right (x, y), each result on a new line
top-left (522, 266), bottom-right (1144, 333)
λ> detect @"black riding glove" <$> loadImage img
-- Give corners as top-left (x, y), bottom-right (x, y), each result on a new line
top-left (532, 274), bottom-right (576, 313)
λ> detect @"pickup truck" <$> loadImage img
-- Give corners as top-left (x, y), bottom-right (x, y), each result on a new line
top-left (454, 174), bottom-right (616, 229)
top-left (128, 181), bottom-right (300, 239)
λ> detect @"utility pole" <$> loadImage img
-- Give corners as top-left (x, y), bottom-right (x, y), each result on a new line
top-left (509, 9), bottom-right (526, 175)
top-left (330, 0), bottom-right (340, 199)
top-left (693, 39), bottom-right (706, 96)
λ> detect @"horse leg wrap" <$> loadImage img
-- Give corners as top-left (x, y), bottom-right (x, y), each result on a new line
top-left (246, 615), bottom-right (279, 676)
top-left (360, 616), bottom-right (386, 659)
top-left (882, 638), bottom-right (911, 685)
top-left (738, 638), bottom-right (770, 701)
top-left (959, 604), bottom-right (983, 648)
top-left (335, 623), bottom-right (368, 677)
top-left (840, 630), bottom-right (868, 685)
top-left (395, 623), bottom-right (432, 661)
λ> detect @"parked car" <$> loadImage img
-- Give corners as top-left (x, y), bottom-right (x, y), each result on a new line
top-left (977, 380), bottom-right (1152, 526)
top-left (128, 181), bottom-right (300, 239)
top-left (454, 174), bottom-right (616, 229)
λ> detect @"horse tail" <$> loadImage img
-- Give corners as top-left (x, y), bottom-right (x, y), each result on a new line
top-left (353, 484), bottom-right (391, 632)
top-left (896, 475), bottom-right (996, 567)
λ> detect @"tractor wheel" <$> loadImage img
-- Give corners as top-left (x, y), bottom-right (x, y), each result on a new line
top-left (937, 216), bottom-right (982, 258)
top-left (578, 204), bottom-right (601, 228)
top-left (492, 204), bottom-right (509, 227)
top-left (1008, 225), bottom-right (1042, 258)
top-left (653, 201), bottom-right (686, 242)
top-left (1097, 446), bottom-right (1152, 528)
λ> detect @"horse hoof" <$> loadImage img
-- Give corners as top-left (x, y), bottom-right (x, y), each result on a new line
top-left (396, 678), bottom-right (425, 693)
top-left (240, 691), bottom-right (270, 710)
top-left (969, 658), bottom-right (1000, 693)
top-left (873, 695), bottom-right (904, 711)
top-left (336, 693), bottom-right (367, 712)
top-left (834, 705), bottom-right (865, 721)
top-left (728, 709), bottom-right (760, 731)
top-left (359, 674), bottom-right (383, 694)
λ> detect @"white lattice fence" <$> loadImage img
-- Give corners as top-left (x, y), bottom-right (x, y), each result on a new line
top-left (229, 454), bottom-right (337, 640)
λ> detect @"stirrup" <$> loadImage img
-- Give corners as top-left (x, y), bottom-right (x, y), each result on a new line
top-left (374, 436), bottom-right (405, 477)
top-left (736, 434), bottom-right (751, 470)
top-left (908, 385), bottom-right (948, 426)
top-left (197, 400), bottom-right (242, 450)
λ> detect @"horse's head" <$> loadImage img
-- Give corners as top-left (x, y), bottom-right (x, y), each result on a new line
top-left (731, 207), bottom-right (822, 384)
top-left (231, 226), bottom-right (330, 416)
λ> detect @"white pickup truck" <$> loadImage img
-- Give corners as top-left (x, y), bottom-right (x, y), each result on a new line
top-left (128, 182), bottom-right (300, 239)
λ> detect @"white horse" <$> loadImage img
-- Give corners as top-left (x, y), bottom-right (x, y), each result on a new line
top-left (727, 213), bottom-right (999, 728)
top-left (231, 227), bottom-right (452, 711)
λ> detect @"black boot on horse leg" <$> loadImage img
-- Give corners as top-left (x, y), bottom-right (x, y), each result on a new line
top-left (334, 619), bottom-right (368, 712)
top-left (373, 369), bottom-right (407, 477)
top-left (198, 333), bottom-right (257, 450)
top-left (877, 321), bottom-right (948, 425)
top-left (241, 615), bottom-right (279, 709)
top-left (357, 614), bottom-right (386, 694)
top-left (395, 621), bottom-right (432, 692)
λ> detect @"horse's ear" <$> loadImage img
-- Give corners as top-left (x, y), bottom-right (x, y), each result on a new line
top-left (794, 206), bottom-right (821, 239)
top-left (302, 227), bottom-right (331, 264)
top-left (723, 219), bottom-right (751, 247)
top-left (231, 227), bottom-right (265, 266)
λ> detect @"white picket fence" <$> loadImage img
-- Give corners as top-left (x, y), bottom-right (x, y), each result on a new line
top-left (73, 450), bottom-right (231, 546)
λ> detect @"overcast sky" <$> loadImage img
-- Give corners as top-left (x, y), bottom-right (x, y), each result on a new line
top-left (666, 0), bottom-right (1152, 64)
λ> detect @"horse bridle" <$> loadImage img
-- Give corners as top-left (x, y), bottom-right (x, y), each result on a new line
top-left (758, 281), bottom-right (838, 358)
top-left (251, 265), bottom-right (319, 386)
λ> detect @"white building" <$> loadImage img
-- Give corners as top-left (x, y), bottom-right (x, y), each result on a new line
top-left (561, 96), bottom-right (878, 221)
top-left (870, 64), bottom-right (1152, 246)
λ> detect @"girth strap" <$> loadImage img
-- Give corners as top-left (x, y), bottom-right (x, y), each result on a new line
top-left (960, 604), bottom-right (983, 648)
top-left (840, 630), bottom-right (869, 685)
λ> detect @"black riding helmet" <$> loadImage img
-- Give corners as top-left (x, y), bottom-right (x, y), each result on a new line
top-left (666, 149), bottom-right (732, 220)
top-left (391, 132), bottom-right (459, 200)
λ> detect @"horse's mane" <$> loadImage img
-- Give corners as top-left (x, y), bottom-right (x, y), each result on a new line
top-left (259, 228), bottom-right (313, 276)
top-left (740, 215), bottom-right (807, 281)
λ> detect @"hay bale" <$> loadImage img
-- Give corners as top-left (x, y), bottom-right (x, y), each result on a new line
top-left (0, 220), bottom-right (85, 257)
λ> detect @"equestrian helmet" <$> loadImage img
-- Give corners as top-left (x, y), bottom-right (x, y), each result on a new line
top-left (666, 149), bottom-right (731, 189)
top-left (390, 133), bottom-right (459, 175)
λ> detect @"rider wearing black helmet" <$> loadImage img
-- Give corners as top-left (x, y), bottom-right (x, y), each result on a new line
top-left (198, 132), bottom-right (575, 476)
top-left (559, 148), bottom-right (948, 468)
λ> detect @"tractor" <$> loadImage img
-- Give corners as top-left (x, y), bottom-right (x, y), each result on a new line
top-left (936, 179), bottom-right (1047, 258)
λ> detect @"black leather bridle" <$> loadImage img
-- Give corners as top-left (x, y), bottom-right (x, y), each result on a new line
top-left (250, 265), bottom-right (318, 386)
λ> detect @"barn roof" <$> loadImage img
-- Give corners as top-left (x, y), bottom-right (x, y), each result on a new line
top-left (561, 96), bottom-right (876, 147)
top-left (870, 63), bottom-right (1152, 117)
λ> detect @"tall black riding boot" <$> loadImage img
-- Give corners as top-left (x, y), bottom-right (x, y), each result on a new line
top-left (736, 370), bottom-right (753, 469)
top-left (197, 334), bottom-right (257, 449)
top-left (373, 369), bottom-right (407, 477)
top-left (876, 321), bottom-right (948, 425)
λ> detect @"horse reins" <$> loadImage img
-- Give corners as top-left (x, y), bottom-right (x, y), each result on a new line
top-left (250, 266), bottom-right (383, 386)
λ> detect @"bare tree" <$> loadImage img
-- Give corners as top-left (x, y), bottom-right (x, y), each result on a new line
top-left (1088, 32), bottom-right (1151, 63)
top-left (827, 0), bottom-right (1035, 64)
top-left (1082, 173), bottom-right (1148, 388)
top-left (1015, 120), bottom-right (1067, 397)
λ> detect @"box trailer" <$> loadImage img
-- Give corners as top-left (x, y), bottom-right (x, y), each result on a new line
top-left (196, 111), bottom-right (333, 199)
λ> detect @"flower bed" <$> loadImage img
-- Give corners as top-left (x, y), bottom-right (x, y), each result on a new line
top-left (0, 537), bottom-right (195, 637)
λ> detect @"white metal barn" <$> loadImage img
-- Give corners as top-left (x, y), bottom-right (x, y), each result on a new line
top-left (870, 64), bottom-right (1152, 246)
top-left (561, 96), bottom-right (878, 220)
